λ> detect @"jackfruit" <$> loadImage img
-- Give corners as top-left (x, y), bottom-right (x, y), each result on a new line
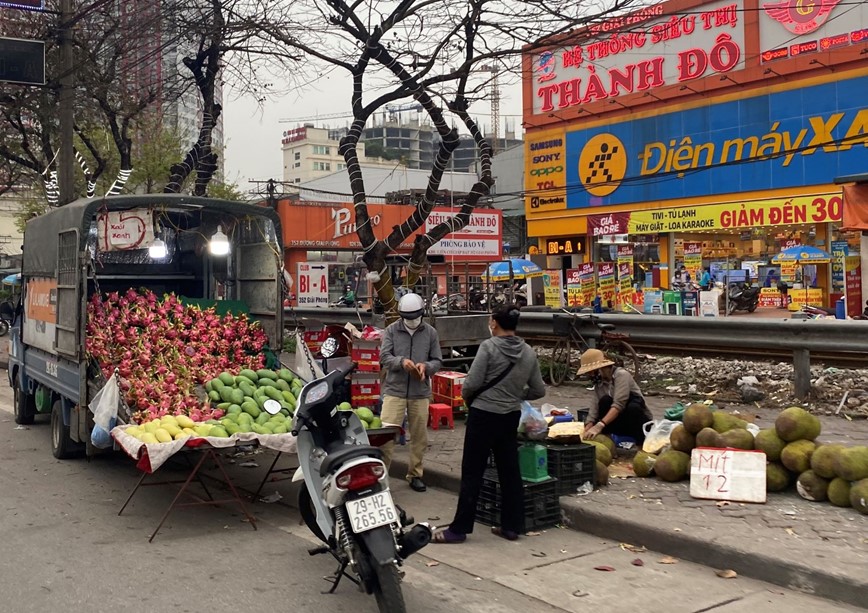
top-left (850, 478), bottom-right (868, 515)
top-left (682, 403), bottom-right (714, 435)
top-left (712, 412), bottom-right (748, 433)
top-left (827, 477), bottom-right (852, 508)
top-left (774, 406), bottom-right (821, 442)
top-left (585, 440), bottom-right (612, 466)
top-left (754, 428), bottom-right (787, 462)
top-left (766, 462), bottom-right (791, 492)
top-left (810, 444), bottom-right (845, 479)
top-left (669, 424), bottom-right (695, 453)
top-left (654, 450), bottom-right (691, 482)
top-left (832, 446), bottom-right (868, 481)
top-left (595, 461), bottom-right (609, 486)
top-left (720, 428), bottom-right (754, 450)
top-left (796, 470), bottom-right (829, 502)
top-left (633, 450), bottom-right (657, 477)
top-left (695, 427), bottom-right (724, 448)
top-left (780, 440), bottom-right (816, 474)
top-left (594, 434), bottom-right (616, 457)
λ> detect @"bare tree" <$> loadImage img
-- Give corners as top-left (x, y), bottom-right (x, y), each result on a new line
top-left (258, 0), bottom-right (636, 316)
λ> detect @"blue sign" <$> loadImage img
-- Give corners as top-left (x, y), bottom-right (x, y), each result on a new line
top-left (565, 75), bottom-right (868, 209)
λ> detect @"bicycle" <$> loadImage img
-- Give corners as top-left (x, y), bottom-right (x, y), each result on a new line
top-left (546, 311), bottom-right (640, 386)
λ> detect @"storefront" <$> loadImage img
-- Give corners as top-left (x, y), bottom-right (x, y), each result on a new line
top-left (522, 0), bottom-right (868, 312)
top-left (275, 200), bottom-right (503, 306)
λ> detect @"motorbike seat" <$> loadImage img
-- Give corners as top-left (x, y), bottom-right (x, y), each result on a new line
top-left (597, 323), bottom-right (616, 332)
top-left (320, 444), bottom-right (384, 477)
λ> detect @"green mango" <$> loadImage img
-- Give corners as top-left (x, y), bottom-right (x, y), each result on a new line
top-left (281, 391), bottom-right (296, 404)
top-left (218, 372), bottom-right (236, 387)
top-left (257, 378), bottom-right (278, 389)
top-left (238, 381), bottom-right (256, 397)
top-left (219, 386), bottom-right (236, 403)
top-left (241, 402), bottom-right (261, 418)
top-left (205, 380), bottom-right (214, 393)
top-left (269, 413), bottom-right (287, 423)
top-left (227, 404), bottom-right (242, 415)
top-left (254, 387), bottom-right (267, 398)
top-left (255, 395), bottom-right (269, 409)
top-left (279, 408), bottom-right (290, 417)
top-left (216, 402), bottom-right (232, 410)
top-left (208, 390), bottom-right (221, 402)
top-left (209, 426), bottom-right (229, 438)
top-left (220, 417), bottom-right (236, 427)
top-left (256, 369), bottom-right (278, 381)
top-left (255, 412), bottom-right (270, 426)
top-left (237, 412), bottom-right (254, 424)
top-left (252, 424), bottom-right (271, 435)
top-left (239, 369), bottom-right (259, 382)
top-left (271, 424), bottom-right (288, 434)
top-left (230, 388), bottom-right (245, 405)
top-left (235, 422), bottom-right (252, 433)
top-left (264, 387), bottom-right (284, 402)
top-left (224, 422), bottom-right (240, 436)
top-left (235, 375), bottom-right (255, 387)
top-left (278, 368), bottom-right (294, 383)
top-left (211, 377), bottom-right (225, 391)
top-left (273, 378), bottom-right (290, 392)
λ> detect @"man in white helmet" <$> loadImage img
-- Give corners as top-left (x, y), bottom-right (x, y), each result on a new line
top-left (379, 292), bottom-right (443, 492)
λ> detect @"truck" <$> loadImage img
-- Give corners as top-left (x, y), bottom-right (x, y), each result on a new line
top-left (8, 194), bottom-right (284, 458)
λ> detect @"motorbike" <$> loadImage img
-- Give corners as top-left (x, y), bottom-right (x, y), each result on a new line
top-left (726, 282), bottom-right (760, 315)
top-left (468, 286), bottom-right (487, 311)
top-left (290, 340), bottom-right (432, 612)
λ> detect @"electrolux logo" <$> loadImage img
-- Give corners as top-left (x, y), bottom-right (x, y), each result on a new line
top-left (578, 133), bottom-right (627, 196)
top-left (530, 196), bottom-right (566, 208)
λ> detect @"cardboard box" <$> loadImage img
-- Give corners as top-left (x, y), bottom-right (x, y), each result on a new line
top-left (351, 372), bottom-right (381, 406)
top-left (351, 339), bottom-right (381, 372)
top-left (433, 370), bottom-right (466, 408)
top-left (303, 330), bottom-right (329, 354)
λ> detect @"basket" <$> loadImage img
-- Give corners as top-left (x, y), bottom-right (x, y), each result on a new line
top-left (545, 443), bottom-right (595, 496)
top-left (475, 468), bottom-right (560, 532)
top-left (552, 314), bottom-right (579, 336)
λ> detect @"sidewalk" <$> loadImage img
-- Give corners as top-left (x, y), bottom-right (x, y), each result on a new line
top-left (389, 387), bottom-right (868, 609)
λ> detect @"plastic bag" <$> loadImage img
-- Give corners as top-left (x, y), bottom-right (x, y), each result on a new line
top-left (642, 419), bottom-right (681, 454)
top-left (519, 402), bottom-right (548, 440)
top-left (89, 375), bottom-right (120, 449)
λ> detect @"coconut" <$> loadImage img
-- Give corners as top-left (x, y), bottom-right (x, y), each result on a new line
top-left (780, 440), bottom-right (817, 474)
top-left (720, 428), bottom-right (754, 450)
top-left (682, 403), bottom-right (714, 435)
top-left (827, 478), bottom-right (852, 508)
top-left (832, 446), bottom-right (868, 482)
top-left (810, 444), bottom-right (845, 479)
top-left (712, 412), bottom-right (748, 434)
top-left (850, 479), bottom-right (868, 515)
top-left (633, 450), bottom-right (657, 478)
top-left (669, 425), bottom-right (695, 453)
top-left (796, 470), bottom-right (829, 502)
top-left (654, 450), bottom-right (691, 482)
top-left (695, 427), bottom-right (724, 448)
top-left (754, 428), bottom-right (787, 462)
top-left (774, 406), bottom-right (821, 442)
top-left (766, 462), bottom-right (791, 492)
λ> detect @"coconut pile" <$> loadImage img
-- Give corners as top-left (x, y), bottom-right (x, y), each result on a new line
top-left (632, 404), bottom-right (868, 514)
top-left (638, 356), bottom-right (868, 417)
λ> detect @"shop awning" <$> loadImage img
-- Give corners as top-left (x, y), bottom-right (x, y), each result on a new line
top-left (836, 173), bottom-right (868, 231)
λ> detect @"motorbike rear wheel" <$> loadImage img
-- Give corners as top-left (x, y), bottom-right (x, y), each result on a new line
top-left (373, 561), bottom-right (405, 613)
top-left (548, 338), bottom-right (571, 386)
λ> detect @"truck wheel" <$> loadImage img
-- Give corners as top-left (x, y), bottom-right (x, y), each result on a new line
top-left (14, 377), bottom-right (36, 425)
top-left (51, 400), bottom-right (77, 459)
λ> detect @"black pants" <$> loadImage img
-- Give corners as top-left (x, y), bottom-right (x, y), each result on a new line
top-left (450, 407), bottom-right (524, 535)
top-left (599, 393), bottom-right (650, 443)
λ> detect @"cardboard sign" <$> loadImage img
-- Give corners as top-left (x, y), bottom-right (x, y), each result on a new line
top-left (97, 209), bottom-right (155, 251)
top-left (690, 448), bottom-right (766, 504)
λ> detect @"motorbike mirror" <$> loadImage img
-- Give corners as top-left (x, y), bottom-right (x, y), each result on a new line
top-left (263, 399), bottom-right (282, 415)
top-left (321, 337), bottom-right (339, 358)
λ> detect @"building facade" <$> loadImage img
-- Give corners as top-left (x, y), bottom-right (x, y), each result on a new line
top-left (523, 0), bottom-right (867, 312)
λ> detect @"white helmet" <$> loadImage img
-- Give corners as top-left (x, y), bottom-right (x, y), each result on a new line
top-left (397, 292), bottom-right (425, 320)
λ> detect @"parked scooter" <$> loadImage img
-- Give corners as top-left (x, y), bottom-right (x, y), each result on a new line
top-left (726, 282), bottom-right (760, 315)
top-left (290, 342), bottom-right (432, 612)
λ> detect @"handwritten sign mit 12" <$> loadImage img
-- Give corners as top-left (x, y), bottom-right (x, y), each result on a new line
top-left (689, 447), bottom-right (766, 503)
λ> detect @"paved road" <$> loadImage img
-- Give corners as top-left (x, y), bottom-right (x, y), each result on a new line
top-left (1, 390), bottom-right (863, 613)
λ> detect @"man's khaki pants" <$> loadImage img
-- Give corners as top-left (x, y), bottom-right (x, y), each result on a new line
top-left (380, 395), bottom-right (429, 480)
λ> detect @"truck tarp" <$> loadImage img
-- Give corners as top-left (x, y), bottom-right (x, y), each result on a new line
top-left (22, 194), bottom-right (281, 278)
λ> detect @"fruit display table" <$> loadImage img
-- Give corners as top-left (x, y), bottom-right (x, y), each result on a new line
top-left (112, 426), bottom-right (297, 542)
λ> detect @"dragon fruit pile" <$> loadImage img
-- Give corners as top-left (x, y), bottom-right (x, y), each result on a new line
top-left (86, 288), bottom-right (267, 423)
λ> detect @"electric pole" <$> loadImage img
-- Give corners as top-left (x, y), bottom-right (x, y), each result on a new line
top-left (58, 0), bottom-right (75, 205)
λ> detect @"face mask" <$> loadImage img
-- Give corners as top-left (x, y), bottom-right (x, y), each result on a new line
top-left (403, 317), bottom-right (422, 330)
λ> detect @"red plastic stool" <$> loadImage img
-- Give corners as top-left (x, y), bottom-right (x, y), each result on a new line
top-left (428, 403), bottom-right (454, 430)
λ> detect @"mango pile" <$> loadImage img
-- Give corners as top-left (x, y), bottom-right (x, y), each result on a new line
top-left (337, 402), bottom-right (383, 430)
top-left (124, 368), bottom-right (302, 442)
top-left (632, 404), bottom-right (868, 514)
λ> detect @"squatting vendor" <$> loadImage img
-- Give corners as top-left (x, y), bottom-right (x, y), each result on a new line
top-left (579, 348), bottom-right (653, 444)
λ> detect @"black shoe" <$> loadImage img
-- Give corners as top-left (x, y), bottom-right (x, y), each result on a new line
top-left (409, 477), bottom-right (427, 492)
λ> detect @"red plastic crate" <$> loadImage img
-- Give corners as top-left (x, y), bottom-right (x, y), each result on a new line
top-left (351, 339), bottom-right (381, 372)
top-left (432, 371), bottom-right (466, 408)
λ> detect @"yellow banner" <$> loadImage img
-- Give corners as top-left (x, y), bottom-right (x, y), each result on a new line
top-left (627, 194), bottom-right (842, 234)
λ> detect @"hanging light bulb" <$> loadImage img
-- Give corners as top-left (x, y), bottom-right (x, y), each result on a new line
top-left (209, 226), bottom-right (230, 256)
top-left (148, 237), bottom-right (168, 259)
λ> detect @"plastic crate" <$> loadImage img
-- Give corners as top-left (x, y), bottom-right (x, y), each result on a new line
top-left (545, 443), bottom-right (595, 496)
top-left (475, 469), bottom-right (560, 532)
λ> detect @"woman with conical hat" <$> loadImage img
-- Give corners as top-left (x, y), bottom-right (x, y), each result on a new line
top-left (579, 349), bottom-right (652, 444)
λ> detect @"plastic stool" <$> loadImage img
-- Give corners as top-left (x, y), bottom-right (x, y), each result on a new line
top-left (428, 403), bottom-right (454, 430)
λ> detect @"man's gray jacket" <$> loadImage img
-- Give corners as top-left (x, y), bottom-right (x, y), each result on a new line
top-left (380, 320), bottom-right (443, 399)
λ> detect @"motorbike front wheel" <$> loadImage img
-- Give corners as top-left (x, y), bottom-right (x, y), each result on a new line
top-left (373, 561), bottom-right (406, 613)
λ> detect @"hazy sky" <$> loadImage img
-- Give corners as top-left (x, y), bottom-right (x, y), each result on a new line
top-left (221, 74), bottom-right (524, 194)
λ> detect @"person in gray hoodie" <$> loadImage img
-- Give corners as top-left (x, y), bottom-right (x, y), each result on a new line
top-left (434, 303), bottom-right (545, 543)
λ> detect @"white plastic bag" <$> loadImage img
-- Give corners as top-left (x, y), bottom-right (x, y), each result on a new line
top-left (519, 402), bottom-right (548, 440)
top-left (89, 375), bottom-right (120, 449)
top-left (642, 419), bottom-right (681, 454)
top-left (294, 331), bottom-right (325, 383)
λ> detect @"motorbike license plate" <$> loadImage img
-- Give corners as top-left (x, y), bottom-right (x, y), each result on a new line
top-left (346, 491), bottom-right (398, 533)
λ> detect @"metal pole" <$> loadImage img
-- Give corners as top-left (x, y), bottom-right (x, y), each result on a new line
top-left (58, 0), bottom-right (76, 205)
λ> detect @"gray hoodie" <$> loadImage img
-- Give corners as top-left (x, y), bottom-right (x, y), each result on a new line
top-left (461, 335), bottom-right (545, 414)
